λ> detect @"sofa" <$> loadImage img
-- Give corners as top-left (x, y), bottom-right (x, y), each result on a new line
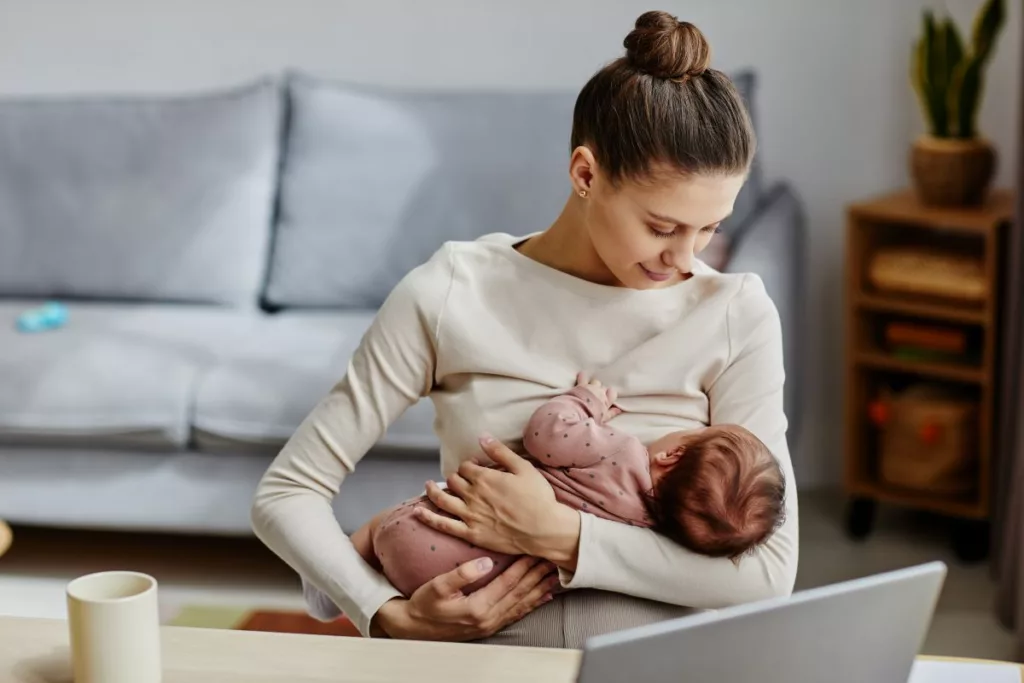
top-left (0, 71), bottom-right (805, 536)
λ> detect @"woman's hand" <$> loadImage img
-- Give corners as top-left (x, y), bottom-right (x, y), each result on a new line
top-left (372, 555), bottom-right (559, 641)
top-left (416, 437), bottom-right (582, 566)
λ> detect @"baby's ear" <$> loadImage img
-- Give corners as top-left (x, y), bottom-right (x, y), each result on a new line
top-left (655, 447), bottom-right (685, 466)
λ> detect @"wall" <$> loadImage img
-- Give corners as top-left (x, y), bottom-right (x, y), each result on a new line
top-left (0, 0), bottom-right (1019, 487)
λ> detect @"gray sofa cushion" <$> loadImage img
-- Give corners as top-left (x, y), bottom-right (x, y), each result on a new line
top-left (0, 301), bottom-right (439, 455)
top-left (263, 73), bottom-right (576, 309)
top-left (0, 80), bottom-right (282, 306)
top-left (0, 302), bottom-right (242, 448)
top-left (192, 310), bottom-right (439, 455)
top-left (0, 447), bottom-right (440, 534)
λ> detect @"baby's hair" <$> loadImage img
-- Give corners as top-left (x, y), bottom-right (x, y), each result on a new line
top-left (645, 426), bottom-right (786, 560)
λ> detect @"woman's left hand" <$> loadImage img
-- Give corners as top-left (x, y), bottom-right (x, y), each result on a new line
top-left (416, 436), bottom-right (580, 562)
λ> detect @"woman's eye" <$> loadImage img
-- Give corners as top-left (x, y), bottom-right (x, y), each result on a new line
top-left (648, 225), bottom-right (675, 239)
top-left (701, 225), bottom-right (723, 235)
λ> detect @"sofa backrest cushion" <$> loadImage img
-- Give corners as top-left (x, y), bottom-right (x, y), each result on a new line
top-left (264, 74), bottom-right (576, 309)
top-left (264, 70), bottom-right (759, 309)
top-left (0, 79), bottom-right (282, 306)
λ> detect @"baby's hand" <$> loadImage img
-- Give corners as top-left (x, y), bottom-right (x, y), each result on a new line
top-left (575, 372), bottom-right (622, 419)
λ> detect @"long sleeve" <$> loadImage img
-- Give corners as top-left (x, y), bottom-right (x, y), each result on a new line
top-left (250, 245), bottom-right (455, 637)
top-left (560, 274), bottom-right (799, 607)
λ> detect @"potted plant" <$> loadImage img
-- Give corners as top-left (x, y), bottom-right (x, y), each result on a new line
top-left (910, 0), bottom-right (1006, 206)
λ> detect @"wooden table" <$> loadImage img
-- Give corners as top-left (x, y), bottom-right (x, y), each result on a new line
top-left (0, 616), bottom-right (581, 683)
top-left (1, 615), bottom-right (1020, 682)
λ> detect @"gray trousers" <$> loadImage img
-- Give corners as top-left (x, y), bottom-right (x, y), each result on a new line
top-left (478, 589), bottom-right (697, 649)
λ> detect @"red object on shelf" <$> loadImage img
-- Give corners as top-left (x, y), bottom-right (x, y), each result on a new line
top-left (869, 400), bottom-right (890, 426)
top-left (919, 422), bottom-right (944, 445)
top-left (884, 322), bottom-right (968, 354)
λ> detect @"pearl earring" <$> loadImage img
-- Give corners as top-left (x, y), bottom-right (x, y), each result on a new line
top-left (578, 189), bottom-right (588, 198)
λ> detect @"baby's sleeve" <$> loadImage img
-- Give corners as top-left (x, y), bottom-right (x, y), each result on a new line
top-left (523, 387), bottom-right (619, 468)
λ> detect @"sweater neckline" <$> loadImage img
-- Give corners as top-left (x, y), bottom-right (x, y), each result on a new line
top-left (487, 232), bottom-right (705, 301)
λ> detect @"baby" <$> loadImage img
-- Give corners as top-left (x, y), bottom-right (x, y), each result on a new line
top-left (305, 374), bottom-right (786, 613)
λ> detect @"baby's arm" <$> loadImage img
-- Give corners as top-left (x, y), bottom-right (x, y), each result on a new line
top-left (523, 376), bottom-right (622, 468)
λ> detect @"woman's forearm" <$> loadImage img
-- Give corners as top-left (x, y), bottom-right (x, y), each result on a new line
top-left (251, 470), bottom-right (403, 637)
top-left (563, 510), bottom-right (798, 607)
top-left (529, 503), bottom-right (582, 571)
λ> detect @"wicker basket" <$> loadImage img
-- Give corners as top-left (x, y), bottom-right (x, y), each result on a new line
top-left (868, 248), bottom-right (986, 302)
top-left (872, 385), bottom-right (978, 496)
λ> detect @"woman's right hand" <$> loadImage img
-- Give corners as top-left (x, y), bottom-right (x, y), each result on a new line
top-left (371, 556), bottom-right (559, 641)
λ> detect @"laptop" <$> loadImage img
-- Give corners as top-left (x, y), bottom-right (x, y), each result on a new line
top-left (576, 561), bottom-right (947, 683)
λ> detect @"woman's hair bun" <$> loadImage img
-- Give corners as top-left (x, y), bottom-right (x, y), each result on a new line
top-left (623, 11), bottom-right (711, 81)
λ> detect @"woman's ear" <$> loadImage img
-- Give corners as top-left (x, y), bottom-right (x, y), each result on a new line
top-left (569, 145), bottom-right (597, 196)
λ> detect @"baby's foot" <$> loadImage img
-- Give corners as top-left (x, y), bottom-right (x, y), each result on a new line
top-left (302, 577), bottom-right (343, 622)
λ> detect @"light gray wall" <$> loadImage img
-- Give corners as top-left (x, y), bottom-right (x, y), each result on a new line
top-left (0, 0), bottom-right (1019, 487)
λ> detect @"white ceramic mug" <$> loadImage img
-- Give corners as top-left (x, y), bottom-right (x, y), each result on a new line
top-left (66, 571), bottom-right (162, 683)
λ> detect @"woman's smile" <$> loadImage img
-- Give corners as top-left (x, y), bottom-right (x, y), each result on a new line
top-left (640, 264), bottom-right (677, 282)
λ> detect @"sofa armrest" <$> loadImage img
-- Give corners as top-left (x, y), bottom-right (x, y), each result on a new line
top-left (723, 182), bottom-right (807, 451)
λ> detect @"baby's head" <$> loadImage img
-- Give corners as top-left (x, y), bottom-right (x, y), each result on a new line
top-left (645, 425), bottom-right (786, 560)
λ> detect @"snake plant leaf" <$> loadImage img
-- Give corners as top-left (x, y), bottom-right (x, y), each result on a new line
top-left (952, 54), bottom-right (984, 138)
top-left (922, 10), bottom-right (950, 136)
top-left (971, 0), bottom-right (1005, 65)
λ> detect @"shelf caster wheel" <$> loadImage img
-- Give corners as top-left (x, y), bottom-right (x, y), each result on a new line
top-left (845, 498), bottom-right (877, 540)
top-left (951, 519), bottom-right (990, 563)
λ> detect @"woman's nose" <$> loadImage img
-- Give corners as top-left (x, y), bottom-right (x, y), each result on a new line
top-left (662, 234), bottom-right (696, 274)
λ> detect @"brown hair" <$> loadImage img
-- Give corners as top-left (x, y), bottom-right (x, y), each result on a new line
top-left (571, 10), bottom-right (755, 184)
top-left (645, 426), bottom-right (786, 560)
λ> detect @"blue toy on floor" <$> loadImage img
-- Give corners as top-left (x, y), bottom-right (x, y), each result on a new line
top-left (16, 302), bottom-right (69, 333)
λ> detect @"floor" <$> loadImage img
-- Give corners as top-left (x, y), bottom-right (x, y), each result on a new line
top-left (0, 489), bottom-right (1017, 660)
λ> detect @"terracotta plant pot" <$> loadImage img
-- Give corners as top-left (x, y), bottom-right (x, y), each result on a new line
top-left (910, 136), bottom-right (997, 207)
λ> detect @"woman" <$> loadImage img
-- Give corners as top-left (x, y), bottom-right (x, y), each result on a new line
top-left (251, 11), bottom-right (798, 648)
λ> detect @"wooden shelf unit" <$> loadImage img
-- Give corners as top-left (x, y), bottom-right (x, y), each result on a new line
top-left (843, 189), bottom-right (1013, 524)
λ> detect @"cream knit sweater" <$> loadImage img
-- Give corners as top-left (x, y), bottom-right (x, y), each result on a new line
top-left (251, 233), bottom-right (799, 638)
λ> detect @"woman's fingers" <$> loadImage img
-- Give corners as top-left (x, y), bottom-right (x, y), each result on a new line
top-left (477, 436), bottom-right (529, 474)
top-left (469, 556), bottom-right (541, 609)
top-left (424, 481), bottom-right (470, 518)
top-left (491, 559), bottom-right (557, 609)
top-left (446, 471), bottom-right (472, 497)
top-left (487, 563), bottom-right (560, 632)
top-left (415, 506), bottom-right (473, 540)
top-left (504, 573), bottom-right (558, 624)
top-left (423, 557), bottom-right (496, 602)
top-left (457, 459), bottom-right (488, 482)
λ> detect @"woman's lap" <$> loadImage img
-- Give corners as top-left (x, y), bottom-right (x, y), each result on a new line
top-left (476, 589), bottom-right (698, 649)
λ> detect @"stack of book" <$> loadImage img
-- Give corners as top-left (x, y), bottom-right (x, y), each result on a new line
top-left (884, 322), bottom-right (980, 366)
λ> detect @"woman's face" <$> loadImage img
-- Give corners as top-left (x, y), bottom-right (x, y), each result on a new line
top-left (572, 150), bottom-right (746, 290)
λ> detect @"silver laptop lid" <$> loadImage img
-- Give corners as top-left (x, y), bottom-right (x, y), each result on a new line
top-left (577, 561), bottom-right (947, 683)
